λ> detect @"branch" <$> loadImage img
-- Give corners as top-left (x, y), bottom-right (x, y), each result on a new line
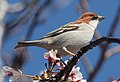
top-left (88, 5), bottom-right (120, 82)
top-left (104, 45), bottom-right (120, 59)
top-left (4, 0), bottom-right (36, 39)
top-left (25, 0), bottom-right (53, 40)
top-left (108, 5), bottom-right (120, 37)
top-left (12, 48), bottom-right (28, 69)
top-left (79, 0), bottom-right (89, 13)
top-left (81, 55), bottom-right (94, 74)
top-left (7, 0), bottom-right (27, 13)
top-left (54, 37), bottom-right (120, 81)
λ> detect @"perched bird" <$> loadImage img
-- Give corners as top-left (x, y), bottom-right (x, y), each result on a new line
top-left (15, 12), bottom-right (105, 57)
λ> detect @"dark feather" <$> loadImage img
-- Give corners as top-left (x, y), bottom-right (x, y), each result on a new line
top-left (41, 22), bottom-right (79, 39)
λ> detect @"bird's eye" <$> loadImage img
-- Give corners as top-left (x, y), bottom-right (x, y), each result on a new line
top-left (91, 16), bottom-right (98, 20)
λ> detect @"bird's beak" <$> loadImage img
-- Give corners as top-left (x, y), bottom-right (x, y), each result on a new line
top-left (98, 15), bottom-right (105, 21)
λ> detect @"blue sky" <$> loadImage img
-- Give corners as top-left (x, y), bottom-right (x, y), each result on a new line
top-left (3, 0), bottom-right (120, 82)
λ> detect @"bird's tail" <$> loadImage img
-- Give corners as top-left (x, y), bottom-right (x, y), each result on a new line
top-left (15, 40), bottom-right (40, 49)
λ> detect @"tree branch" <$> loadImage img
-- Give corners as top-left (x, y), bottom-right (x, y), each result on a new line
top-left (88, 5), bottom-right (120, 82)
top-left (54, 37), bottom-right (120, 82)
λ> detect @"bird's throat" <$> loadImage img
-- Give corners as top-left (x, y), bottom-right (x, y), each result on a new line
top-left (89, 20), bottom-right (99, 29)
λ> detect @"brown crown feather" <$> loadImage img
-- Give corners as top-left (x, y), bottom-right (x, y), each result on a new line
top-left (74, 12), bottom-right (97, 24)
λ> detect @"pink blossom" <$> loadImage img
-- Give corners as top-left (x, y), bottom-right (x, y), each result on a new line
top-left (0, 66), bottom-right (14, 76)
top-left (44, 49), bottom-right (60, 63)
top-left (68, 67), bottom-right (87, 82)
top-left (1, 66), bottom-right (32, 82)
top-left (112, 80), bottom-right (118, 82)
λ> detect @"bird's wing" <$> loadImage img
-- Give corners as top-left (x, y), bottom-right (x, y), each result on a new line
top-left (41, 22), bottom-right (79, 39)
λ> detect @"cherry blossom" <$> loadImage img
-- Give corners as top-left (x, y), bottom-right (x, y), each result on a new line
top-left (112, 80), bottom-right (120, 82)
top-left (44, 49), bottom-right (60, 63)
top-left (1, 50), bottom-right (88, 82)
top-left (0, 66), bottom-right (14, 76)
top-left (44, 49), bottom-right (64, 67)
top-left (0, 66), bottom-right (32, 82)
top-left (68, 67), bottom-right (87, 82)
top-left (33, 80), bottom-right (39, 82)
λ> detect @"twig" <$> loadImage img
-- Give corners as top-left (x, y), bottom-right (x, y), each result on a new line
top-left (54, 37), bottom-right (120, 81)
top-left (108, 5), bottom-right (120, 37)
top-left (4, 0), bottom-right (36, 39)
top-left (81, 55), bottom-right (94, 74)
top-left (79, 0), bottom-right (88, 13)
top-left (25, 0), bottom-right (53, 40)
top-left (104, 45), bottom-right (120, 59)
top-left (12, 48), bottom-right (27, 69)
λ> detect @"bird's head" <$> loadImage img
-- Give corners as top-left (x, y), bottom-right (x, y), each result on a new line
top-left (74, 12), bottom-right (105, 28)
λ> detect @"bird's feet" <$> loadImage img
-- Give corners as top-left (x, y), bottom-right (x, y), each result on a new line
top-left (62, 47), bottom-right (75, 56)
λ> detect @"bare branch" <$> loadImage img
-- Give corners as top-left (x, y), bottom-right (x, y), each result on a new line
top-left (88, 5), bottom-right (120, 82)
top-left (54, 37), bottom-right (120, 81)
top-left (108, 5), bottom-right (120, 37)
top-left (4, 0), bottom-right (37, 39)
top-left (12, 48), bottom-right (28, 69)
top-left (81, 55), bottom-right (94, 74)
top-left (25, 0), bottom-right (53, 40)
top-left (104, 45), bottom-right (120, 59)
top-left (79, 0), bottom-right (89, 13)
top-left (7, 0), bottom-right (27, 13)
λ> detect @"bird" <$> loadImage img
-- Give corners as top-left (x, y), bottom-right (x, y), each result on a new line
top-left (15, 12), bottom-right (105, 57)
